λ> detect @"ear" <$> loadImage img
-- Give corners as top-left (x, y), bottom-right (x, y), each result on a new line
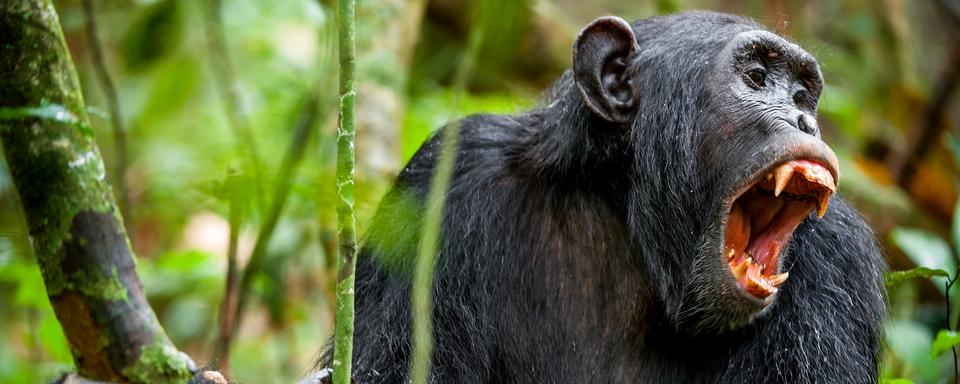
top-left (573, 16), bottom-right (640, 124)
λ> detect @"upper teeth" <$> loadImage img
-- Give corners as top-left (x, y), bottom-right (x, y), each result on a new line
top-left (773, 164), bottom-right (793, 197)
top-left (766, 162), bottom-right (836, 218)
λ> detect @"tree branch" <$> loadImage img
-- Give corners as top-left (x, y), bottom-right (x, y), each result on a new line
top-left (0, 1), bottom-right (192, 382)
top-left (213, 168), bottom-right (245, 374)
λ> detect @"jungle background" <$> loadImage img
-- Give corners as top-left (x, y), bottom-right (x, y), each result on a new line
top-left (0, 0), bottom-right (958, 382)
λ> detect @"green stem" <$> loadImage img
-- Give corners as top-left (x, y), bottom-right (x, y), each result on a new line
top-left (409, 11), bottom-right (486, 384)
top-left (333, 0), bottom-right (358, 382)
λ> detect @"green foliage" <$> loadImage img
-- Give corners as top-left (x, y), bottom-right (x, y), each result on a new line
top-left (931, 330), bottom-right (960, 358)
top-left (890, 228), bottom-right (956, 293)
top-left (884, 184), bottom-right (960, 382)
top-left (885, 267), bottom-right (950, 288)
top-left (121, 0), bottom-right (183, 71)
top-left (0, 241), bottom-right (72, 382)
top-left (403, 90), bottom-right (534, 161)
top-left (885, 319), bottom-right (946, 382)
top-left (881, 379), bottom-right (915, 384)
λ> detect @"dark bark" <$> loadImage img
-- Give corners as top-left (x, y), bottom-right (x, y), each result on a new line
top-left (0, 1), bottom-right (191, 382)
top-left (214, 169), bottom-right (244, 374)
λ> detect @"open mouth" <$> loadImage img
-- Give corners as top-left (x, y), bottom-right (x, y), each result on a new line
top-left (724, 159), bottom-right (836, 300)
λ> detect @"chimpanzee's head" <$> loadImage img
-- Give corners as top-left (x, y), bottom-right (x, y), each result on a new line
top-left (572, 12), bottom-right (838, 334)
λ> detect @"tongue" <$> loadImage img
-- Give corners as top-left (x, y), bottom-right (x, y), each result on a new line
top-left (747, 201), bottom-right (814, 274)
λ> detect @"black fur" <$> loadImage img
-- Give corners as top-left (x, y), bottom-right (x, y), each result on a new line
top-left (320, 11), bottom-right (885, 383)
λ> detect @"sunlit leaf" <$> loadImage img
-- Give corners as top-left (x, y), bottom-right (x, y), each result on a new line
top-left (155, 249), bottom-right (215, 271)
top-left (931, 330), bottom-right (960, 358)
top-left (880, 379), bottom-right (914, 384)
top-left (884, 267), bottom-right (950, 287)
top-left (0, 102), bottom-right (93, 137)
top-left (890, 228), bottom-right (956, 293)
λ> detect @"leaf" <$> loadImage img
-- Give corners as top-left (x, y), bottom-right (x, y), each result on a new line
top-left (885, 320), bottom-right (937, 380)
top-left (880, 379), bottom-right (914, 384)
top-left (0, 102), bottom-right (93, 137)
top-left (884, 267), bottom-right (950, 287)
top-left (121, 0), bottom-right (182, 70)
top-left (890, 228), bottom-right (956, 293)
top-left (931, 330), bottom-right (960, 358)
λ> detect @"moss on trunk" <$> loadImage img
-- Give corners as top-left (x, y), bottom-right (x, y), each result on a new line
top-left (0, 1), bottom-right (191, 382)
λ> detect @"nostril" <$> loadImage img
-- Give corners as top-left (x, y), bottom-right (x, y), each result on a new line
top-left (796, 114), bottom-right (817, 135)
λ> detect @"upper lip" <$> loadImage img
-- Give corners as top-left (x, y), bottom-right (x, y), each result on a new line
top-left (723, 133), bottom-right (840, 208)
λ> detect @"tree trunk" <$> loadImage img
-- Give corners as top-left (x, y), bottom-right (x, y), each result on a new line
top-left (0, 1), bottom-right (192, 382)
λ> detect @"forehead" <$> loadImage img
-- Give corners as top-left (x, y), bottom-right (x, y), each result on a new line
top-left (628, 13), bottom-right (824, 93)
top-left (726, 30), bottom-right (819, 68)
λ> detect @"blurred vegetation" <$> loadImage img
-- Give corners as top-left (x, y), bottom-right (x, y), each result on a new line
top-left (0, 0), bottom-right (958, 382)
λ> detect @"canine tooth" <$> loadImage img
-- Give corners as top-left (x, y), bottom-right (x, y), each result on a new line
top-left (817, 191), bottom-right (832, 218)
top-left (732, 257), bottom-right (750, 279)
top-left (773, 164), bottom-right (794, 197)
top-left (769, 272), bottom-right (789, 287)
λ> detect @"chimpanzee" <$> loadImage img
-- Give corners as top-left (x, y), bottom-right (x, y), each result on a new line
top-left (320, 11), bottom-right (885, 384)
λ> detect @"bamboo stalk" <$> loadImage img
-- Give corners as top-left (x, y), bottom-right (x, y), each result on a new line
top-left (333, 0), bottom-right (359, 382)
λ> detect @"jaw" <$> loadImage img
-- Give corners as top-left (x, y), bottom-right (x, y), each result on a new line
top-left (723, 159), bottom-right (836, 302)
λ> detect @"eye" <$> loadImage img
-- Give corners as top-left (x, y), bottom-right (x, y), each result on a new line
top-left (746, 68), bottom-right (767, 87)
top-left (793, 89), bottom-right (812, 105)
